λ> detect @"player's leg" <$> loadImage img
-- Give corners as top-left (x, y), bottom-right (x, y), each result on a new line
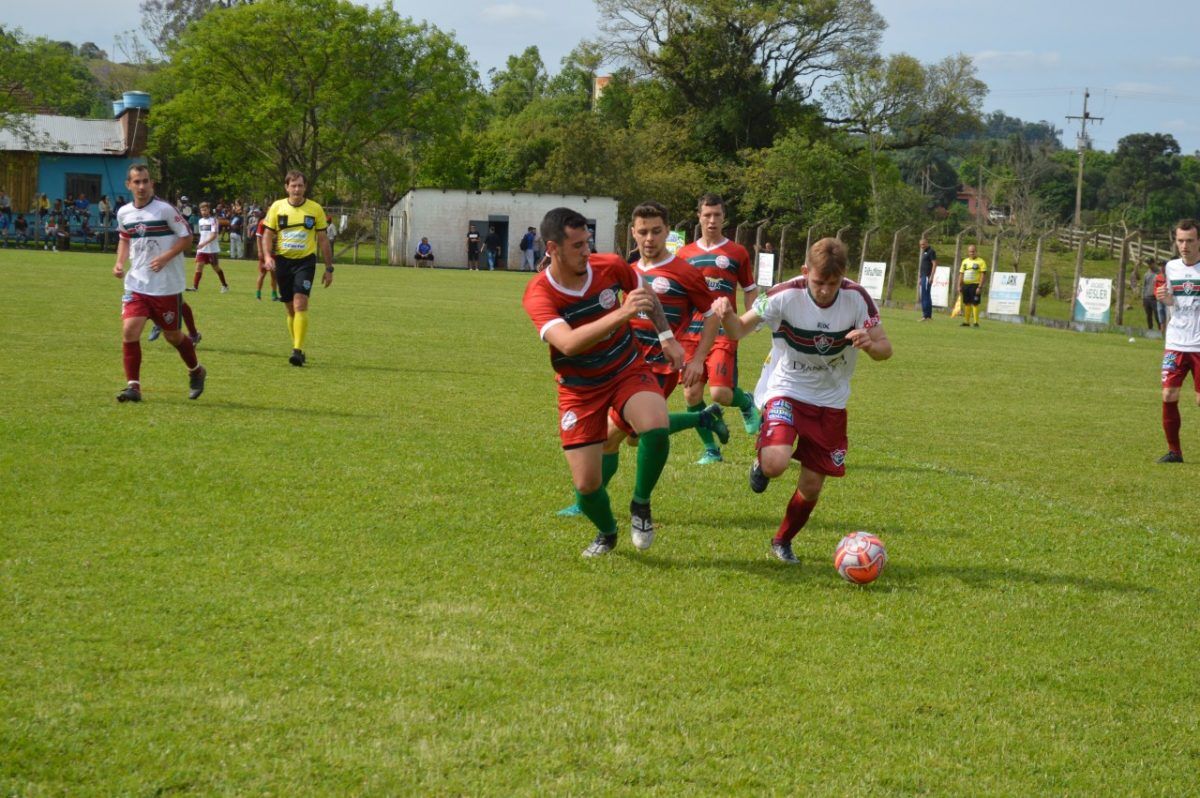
top-left (770, 466), bottom-right (827, 564)
top-left (118, 312), bottom-right (149, 402)
top-left (563, 443), bottom-right (621, 557)
top-left (557, 418), bottom-right (626, 518)
top-left (192, 257), bottom-right (204, 290)
top-left (749, 396), bottom-right (800, 493)
top-left (1160, 353), bottom-right (1186, 462)
top-left (291, 288), bottom-right (311, 364)
top-left (683, 377), bottom-right (721, 464)
top-left (622, 387), bottom-right (670, 551)
top-left (211, 255), bottom-right (229, 291)
top-left (256, 264), bottom-right (267, 299)
top-left (181, 302), bottom-right (200, 343)
top-left (709, 341), bottom-right (759, 434)
top-left (157, 296), bottom-right (205, 399)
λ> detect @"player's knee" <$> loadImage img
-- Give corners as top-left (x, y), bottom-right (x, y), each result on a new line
top-left (760, 451), bottom-right (790, 477)
top-left (573, 474), bottom-right (602, 493)
top-left (1164, 388), bottom-right (1180, 402)
top-left (710, 386), bottom-right (732, 406)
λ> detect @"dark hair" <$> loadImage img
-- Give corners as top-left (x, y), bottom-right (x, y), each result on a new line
top-left (126, 163), bottom-right (151, 179)
top-left (1176, 219), bottom-right (1199, 236)
top-left (697, 193), bottom-right (726, 214)
top-left (284, 170), bottom-right (305, 185)
top-left (807, 237), bottom-right (848, 278)
top-left (541, 207), bottom-right (589, 245)
top-left (631, 200), bottom-right (669, 227)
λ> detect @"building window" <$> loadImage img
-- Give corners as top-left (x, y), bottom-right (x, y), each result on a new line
top-left (65, 173), bottom-right (102, 204)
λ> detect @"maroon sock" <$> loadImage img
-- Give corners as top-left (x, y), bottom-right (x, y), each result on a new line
top-left (181, 302), bottom-right (198, 337)
top-left (773, 491), bottom-right (818, 545)
top-left (215, 267), bottom-right (227, 287)
top-left (193, 270), bottom-right (202, 289)
top-left (1163, 401), bottom-right (1182, 453)
top-left (173, 336), bottom-right (199, 370)
top-left (122, 341), bottom-right (142, 383)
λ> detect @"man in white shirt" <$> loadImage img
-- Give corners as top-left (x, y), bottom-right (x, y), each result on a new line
top-left (190, 201), bottom-right (229, 292)
top-left (1154, 219), bottom-right (1200, 463)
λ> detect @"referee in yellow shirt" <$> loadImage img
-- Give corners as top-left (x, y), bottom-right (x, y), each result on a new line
top-left (957, 244), bottom-right (987, 327)
top-left (261, 171), bottom-right (334, 366)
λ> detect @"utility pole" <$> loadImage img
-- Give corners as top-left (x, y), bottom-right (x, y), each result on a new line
top-left (1067, 89), bottom-right (1103, 230)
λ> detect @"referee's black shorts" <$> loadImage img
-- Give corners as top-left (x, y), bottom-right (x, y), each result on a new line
top-left (276, 254), bottom-right (317, 302)
top-left (962, 283), bottom-right (981, 305)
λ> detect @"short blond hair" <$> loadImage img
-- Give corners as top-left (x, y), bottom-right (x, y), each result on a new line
top-left (807, 237), bottom-right (848, 277)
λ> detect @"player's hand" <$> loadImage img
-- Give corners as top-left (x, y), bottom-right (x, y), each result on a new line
top-left (662, 338), bottom-right (686, 371)
top-left (263, 255), bottom-right (276, 272)
top-left (846, 328), bottom-right (870, 349)
top-left (148, 255), bottom-right (166, 272)
top-left (322, 269), bottom-right (333, 288)
top-left (112, 263), bottom-right (124, 278)
top-left (623, 286), bottom-right (654, 317)
top-left (681, 355), bottom-right (705, 386)
top-left (711, 297), bottom-right (734, 318)
top-left (1156, 283), bottom-right (1169, 301)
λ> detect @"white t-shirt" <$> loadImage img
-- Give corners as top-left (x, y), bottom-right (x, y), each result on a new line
top-left (1163, 258), bottom-right (1200, 352)
top-left (197, 215), bottom-right (221, 254)
top-left (117, 198), bottom-right (191, 296)
top-left (752, 276), bottom-right (880, 410)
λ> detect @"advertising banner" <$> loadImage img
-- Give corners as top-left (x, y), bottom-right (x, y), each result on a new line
top-left (1073, 277), bottom-right (1112, 323)
top-left (860, 261), bottom-right (887, 300)
top-left (987, 272), bottom-right (1026, 315)
top-left (931, 265), bottom-right (951, 307)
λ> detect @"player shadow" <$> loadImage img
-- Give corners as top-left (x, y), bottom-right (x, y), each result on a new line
top-left (180, 400), bottom-right (378, 419)
top-left (191, 344), bottom-right (284, 360)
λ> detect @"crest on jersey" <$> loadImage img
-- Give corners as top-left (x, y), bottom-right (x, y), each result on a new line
top-left (1183, 280), bottom-right (1197, 295)
top-left (651, 276), bottom-right (671, 294)
top-left (831, 449), bottom-right (846, 467)
top-left (561, 410), bottom-right (579, 431)
top-left (598, 288), bottom-right (617, 309)
top-left (304, 215), bottom-right (316, 229)
top-left (813, 333), bottom-right (835, 354)
top-left (134, 222), bottom-right (147, 236)
top-left (715, 255), bottom-right (730, 269)
top-left (163, 311), bottom-right (176, 325)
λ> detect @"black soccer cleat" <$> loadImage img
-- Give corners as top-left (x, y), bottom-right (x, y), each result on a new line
top-left (770, 540), bottom-right (799, 564)
top-left (289, 349), bottom-right (306, 367)
top-left (188, 365), bottom-right (206, 400)
top-left (582, 532), bottom-right (618, 558)
top-left (116, 384), bottom-right (142, 403)
top-left (699, 403), bottom-right (730, 445)
top-left (749, 457), bottom-right (769, 493)
top-left (1157, 451), bottom-right (1184, 464)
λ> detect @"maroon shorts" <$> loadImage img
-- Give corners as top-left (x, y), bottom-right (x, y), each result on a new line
top-left (609, 369), bottom-right (677, 439)
top-left (1162, 350), bottom-right (1200, 390)
top-left (196, 252), bottom-right (219, 266)
top-left (557, 365), bottom-right (661, 449)
top-left (681, 336), bottom-right (738, 389)
top-left (122, 292), bottom-right (184, 331)
top-left (757, 396), bottom-right (848, 477)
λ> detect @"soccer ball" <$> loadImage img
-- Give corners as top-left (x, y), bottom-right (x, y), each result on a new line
top-left (833, 532), bottom-right (887, 584)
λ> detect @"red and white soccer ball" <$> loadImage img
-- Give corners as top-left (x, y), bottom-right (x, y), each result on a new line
top-left (833, 531), bottom-right (887, 584)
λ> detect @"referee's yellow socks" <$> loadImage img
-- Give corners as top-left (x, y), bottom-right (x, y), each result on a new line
top-left (292, 310), bottom-right (309, 350)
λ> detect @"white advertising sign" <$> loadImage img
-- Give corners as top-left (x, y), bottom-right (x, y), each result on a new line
top-left (1073, 277), bottom-right (1112, 323)
top-left (859, 261), bottom-right (887, 300)
top-left (986, 272), bottom-right (1026, 315)
top-left (931, 265), bottom-right (951, 307)
top-left (756, 253), bottom-right (776, 287)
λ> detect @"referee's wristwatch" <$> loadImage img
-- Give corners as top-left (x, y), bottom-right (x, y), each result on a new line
top-left (324, 265), bottom-right (334, 273)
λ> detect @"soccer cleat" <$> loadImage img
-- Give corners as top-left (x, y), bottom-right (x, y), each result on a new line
top-left (272, 294), bottom-right (280, 302)
top-left (186, 286), bottom-right (198, 292)
top-left (189, 332), bottom-right (202, 346)
top-left (630, 500), bottom-right (654, 551)
top-left (115, 384), bottom-right (142, 403)
top-left (973, 323), bottom-right (980, 328)
top-left (289, 349), bottom-right (306, 367)
top-left (696, 448), bottom-right (723, 465)
top-left (220, 285), bottom-right (229, 294)
top-left (582, 532), bottom-right (618, 558)
top-left (188, 365), bottom-right (206, 399)
top-left (699, 403), bottom-right (730, 444)
top-left (960, 322), bottom-right (969, 327)
top-left (770, 540), bottom-right (799, 564)
top-left (147, 325), bottom-right (162, 342)
top-left (741, 402), bottom-right (761, 434)
top-left (748, 457), bottom-right (769, 493)
top-left (256, 291), bottom-right (262, 300)
top-left (556, 502), bottom-right (583, 517)
top-left (1157, 451), bottom-right (1184, 463)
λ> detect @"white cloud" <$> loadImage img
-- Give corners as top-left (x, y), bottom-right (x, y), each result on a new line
top-left (972, 50), bottom-right (1061, 70)
top-left (480, 4), bottom-right (547, 23)
top-left (1114, 81), bottom-right (1173, 95)
top-left (1157, 55), bottom-right (1200, 70)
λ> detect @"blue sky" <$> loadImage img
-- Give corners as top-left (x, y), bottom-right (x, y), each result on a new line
top-left (10, 0), bottom-right (1199, 153)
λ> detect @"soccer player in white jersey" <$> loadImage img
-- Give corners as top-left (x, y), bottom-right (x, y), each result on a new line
top-left (112, 164), bottom-right (207, 403)
top-left (1154, 218), bottom-right (1200, 463)
top-left (191, 201), bottom-right (229, 292)
top-left (712, 237), bottom-right (892, 564)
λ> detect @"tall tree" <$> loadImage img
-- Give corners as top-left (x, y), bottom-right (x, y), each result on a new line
top-left (0, 27), bottom-right (100, 144)
top-left (139, 0), bottom-right (254, 55)
top-left (149, 0), bottom-right (476, 204)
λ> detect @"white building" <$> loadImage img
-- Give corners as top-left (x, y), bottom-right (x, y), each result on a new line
top-left (388, 189), bottom-right (619, 268)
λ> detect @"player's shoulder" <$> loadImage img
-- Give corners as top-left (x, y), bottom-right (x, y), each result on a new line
top-left (839, 277), bottom-right (874, 302)
top-left (588, 251), bottom-right (630, 275)
top-left (766, 275), bottom-right (805, 298)
top-left (676, 241), bottom-right (701, 259)
top-left (723, 240), bottom-right (751, 261)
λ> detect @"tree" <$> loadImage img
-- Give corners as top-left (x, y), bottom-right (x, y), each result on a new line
top-left (488, 47), bottom-right (548, 118)
top-left (0, 27), bottom-right (101, 145)
top-left (148, 0), bottom-right (476, 204)
top-left (139, 0), bottom-right (255, 55)
top-left (1103, 133), bottom-right (1190, 230)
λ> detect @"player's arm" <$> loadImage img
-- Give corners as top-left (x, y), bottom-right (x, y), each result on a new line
top-left (261, 227), bottom-right (277, 270)
top-left (711, 296), bottom-right (762, 340)
top-left (1156, 275), bottom-right (1173, 305)
top-left (847, 324), bottom-right (892, 361)
top-left (643, 289), bottom-right (686, 369)
top-left (743, 284), bottom-right (759, 310)
top-left (317, 229), bottom-right (334, 287)
top-left (541, 287), bottom-right (654, 356)
top-left (112, 236), bottom-right (129, 278)
top-left (151, 230), bottom-right (192, 272)
top-left (198, 228), bottom-right (219, 250)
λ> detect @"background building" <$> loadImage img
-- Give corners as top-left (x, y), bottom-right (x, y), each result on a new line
top-left (388, 189), bottom-right (619, 268)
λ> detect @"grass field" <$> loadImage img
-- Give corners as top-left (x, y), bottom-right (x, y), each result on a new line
top-left (2, 250), bottom-right (1197, 796)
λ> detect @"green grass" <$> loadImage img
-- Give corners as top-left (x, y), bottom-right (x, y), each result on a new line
top-left (1, 250), bottom-right (1197, 796)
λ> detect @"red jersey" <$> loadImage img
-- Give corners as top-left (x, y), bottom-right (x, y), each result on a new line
top-left (523, 253), bottom-right (643, 387)
top-left (630, 255), bottom-right (714, 373)
top-left (676, 238), bottom-right (754, 337)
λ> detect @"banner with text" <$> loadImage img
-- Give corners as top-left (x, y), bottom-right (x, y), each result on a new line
top-left (1073, 277), bottom-right (1112, 323)
top-left (756, 253), bottom-right (776, 287)
top-left (932, 265), bottom-right (952, 307)
top-left (860, 261), bottom-right (887, 300)
top-left (986, 272), bottom-right (1026, 315)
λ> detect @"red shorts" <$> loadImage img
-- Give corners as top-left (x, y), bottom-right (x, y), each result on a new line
top-left (196, 252), bottom-right (219, 266)
top-left (557, 365), bottom-right (661, 449)
top-left (681, 336), bottom-right (738, 389)
top-left (1162, 350), bottom-right (1200, 390)
top-left (757, 396), bottom-right (848, 477)
top-left (609, 370), bottom-right (677, 439)
top-left (122, 292), bottom-right (184, 331)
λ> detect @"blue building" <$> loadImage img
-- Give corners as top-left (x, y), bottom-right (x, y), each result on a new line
top-left (0, 92), bottom-right (150, 231)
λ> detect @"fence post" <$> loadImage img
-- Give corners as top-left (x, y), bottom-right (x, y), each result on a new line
top-left (991, 227), bottom-right (1004, 272)
top-left (885, 226), bottom-right (908, 302)
top-left (1071, 233), bottom-right (1087, 315)
top-left (859, 226), bottom-right (878, 281)
top-left (806, 225), bottom-right (817, 261)
top-left (1116, 231), bottom-right (1139, 326)
top-left (836, 225), bottom-right (850, 241)
top-left (777, 223), bottom-right (792, 285)
top-left (1028, 229), bottom-right (1055, 317)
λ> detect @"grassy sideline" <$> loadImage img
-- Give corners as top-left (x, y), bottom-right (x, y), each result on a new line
top-left (1, 250), bottom-right (1197, 796)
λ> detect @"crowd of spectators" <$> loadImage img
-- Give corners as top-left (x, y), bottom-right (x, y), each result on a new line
top-left (0, 188), bottom-right (129, 250)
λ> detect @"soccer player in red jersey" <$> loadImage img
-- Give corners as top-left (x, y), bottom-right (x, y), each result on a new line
top-left (255, 217), bottom-right (279, 301)
top-left (676, 194), bottom-right (761, 464)
top-left (524, 207), bottom-right (685, 557)
top-left (112, 164), bottom-right (207, 402)
top-left (555, 201), bottom-right (729, 517)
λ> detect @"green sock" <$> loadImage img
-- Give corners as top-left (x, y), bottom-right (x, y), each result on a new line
top-left (602, 452), bottom-right (619, 488)
top-left (689, 402), bottom-right (716, 449)
top-left (576, 487), bottom-right (616, 535)
top-left (632, 427), bottom-right (669, 504)
top-left (668, 411), bottom-right (700, 434)
top-left (731, 386), bottom-right (754, 412)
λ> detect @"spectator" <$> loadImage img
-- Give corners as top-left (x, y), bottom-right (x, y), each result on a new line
top-left (484, 225), bottom-right (501, 271)
top-left (466, 224), bottom-right (480, 270)
top-left (229, 207), bottom-right (245, 259)
top-left (55, 217), bottom-right (71, 250)
top-left (44, 214), bottom-right (59, 250)
top-left (73, 193), bottom-right (90, 224)
top-left (12, 214), bottom-right (30, 246)
top-left (98, 195), bottom-right (112, 227)
top-left (519, 226), bottom-right (536, 271)
top-left (0, 188), bottom-right (11, 236)
top-left (1142, 260), bottom-right (1164, 330)
top-left (414, 236), bottom-right (434, 265)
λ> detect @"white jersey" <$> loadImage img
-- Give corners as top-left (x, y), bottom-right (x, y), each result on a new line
top-left (1163, 258), bottom-right (1200, 352)
top-left (117, 198), bottom-right (191, 296)
top-left (196, 215), bottom-right (222, 254)
top-left (752, 276), bottom-right (880, 409)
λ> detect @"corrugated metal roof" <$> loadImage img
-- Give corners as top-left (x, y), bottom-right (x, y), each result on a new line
top-left (0, 114), bottom-right (127, 155)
